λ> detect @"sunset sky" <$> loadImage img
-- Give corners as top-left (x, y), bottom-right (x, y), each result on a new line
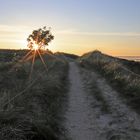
top-left (0, 0), bottom-right (140, 56)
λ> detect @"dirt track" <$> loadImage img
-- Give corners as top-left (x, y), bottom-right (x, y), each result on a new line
top-left (65, 62), bottom-right (140, 140)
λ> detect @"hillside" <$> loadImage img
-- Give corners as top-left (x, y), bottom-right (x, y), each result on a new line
top-left (0, 49), bottom-right (69, 139)
top-left (78, 50), bottom-right (140, 113)
top-left (0, 49), bottom-right (140, 139)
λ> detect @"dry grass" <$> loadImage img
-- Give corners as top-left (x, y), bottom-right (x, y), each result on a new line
top-left (79, 50), bottom-right (140, 113)
top-left (0, 50), bottom-right (69, 140)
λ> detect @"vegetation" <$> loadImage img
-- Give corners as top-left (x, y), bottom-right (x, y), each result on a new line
top-left (78, 50), bottom-right (140, 113)
top-left (1, 48), bottom-right (140, 139)
top-left (0, 49), bottom-right (69, 140)
top-left (118, 57), bottom-right (140, 75)
top-left (55, 52), bottom-right (79, 62)
top-left (27, 26), bottom-right (54, 50)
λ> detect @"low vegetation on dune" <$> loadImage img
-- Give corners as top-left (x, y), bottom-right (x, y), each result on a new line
top-left (78, 50), bottom-right (140, 113)
top-left (0, 48), bottom-right (140, 139)
top-left (118, 57), bottom-right (140, 75)
top-left (54, 52), bottom-right (79, 62)
top-left (0, 50), bottom-right (69, 140)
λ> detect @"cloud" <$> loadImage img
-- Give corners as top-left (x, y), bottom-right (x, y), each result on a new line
top-left (0, 24), bottom-right (31, 44)
top-left (56, 29), bottom-right (140, 37)
top-left (1, 25), bottom-right (140, 37)
top-left (0, 25), bottom-right (30, 33)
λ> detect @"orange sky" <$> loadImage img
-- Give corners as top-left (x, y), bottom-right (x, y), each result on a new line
top-left (0, 25), bottom-right (140, 56)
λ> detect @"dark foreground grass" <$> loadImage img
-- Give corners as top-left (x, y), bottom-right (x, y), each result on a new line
top-left (0, 50), bottom-right (69, 140)
top-left (78, 51), bottom-right (140, 114)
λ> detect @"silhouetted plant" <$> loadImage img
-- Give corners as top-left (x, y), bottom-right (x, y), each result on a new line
top-left (27, 26), bottom-right (54, 50)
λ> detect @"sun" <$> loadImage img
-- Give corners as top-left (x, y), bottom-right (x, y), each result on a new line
top-left (32, 43), bottom-right (39, 51)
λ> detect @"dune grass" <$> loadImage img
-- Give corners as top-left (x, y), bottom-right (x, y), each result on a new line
top-left (0, 50), bottom-right (69, 140)
top-left (79, 51), bottom-right (140, 113)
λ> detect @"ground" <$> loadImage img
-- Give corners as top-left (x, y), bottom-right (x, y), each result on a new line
top-left (64, 62), bottom-right (140, 140)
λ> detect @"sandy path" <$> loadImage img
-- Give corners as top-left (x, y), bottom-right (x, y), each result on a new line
top-left (82, 68), bottom-right (140, 140)
top-left (65, 62), bottom-right (102, 140)
top-left (65, 62), bottom-right (140, 140)
top-left (96, 73), bottom-right (140, 139)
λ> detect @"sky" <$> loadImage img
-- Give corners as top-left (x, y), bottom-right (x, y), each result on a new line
top-left (0, 0), bottom-right (140, 56)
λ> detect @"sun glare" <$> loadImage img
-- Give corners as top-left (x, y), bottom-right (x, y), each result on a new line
top-left (33, 43), bottom-right (39, 51)
top-left (22, 26), bottom-right (54, 79)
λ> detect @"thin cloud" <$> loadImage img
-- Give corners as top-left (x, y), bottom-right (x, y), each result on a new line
top-left (1, 26), bottom-right (140, 37)
top-left (56, 30), bottom-right (140, 37)
top-left (0, 25), bottom-right (31, 33)
top-left (0, 24), bottom-right (31, 44)
top-left (0, 38), bottom-right (26, 43)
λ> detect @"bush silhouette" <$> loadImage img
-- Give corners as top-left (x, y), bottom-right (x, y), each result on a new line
top-left (27, 26), bottom-right (54, 50)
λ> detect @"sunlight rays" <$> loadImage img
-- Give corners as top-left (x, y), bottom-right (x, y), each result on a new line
top-left (9, 27), bottom-right (54, 81)
top-left (20, 50), bottom-right (33, 62)
top-left (2, 26), bottom-right (54, 111)
top-left (9, 50), bottom-right (33, 72)
top-left (37, 50), bottom-right (48, 72)
top-left (9, 49), bottom-right (49, 82)
top-left (25, 49), bottom-right (48, 81)
top-left (29, 50), bottom-right (36, 81)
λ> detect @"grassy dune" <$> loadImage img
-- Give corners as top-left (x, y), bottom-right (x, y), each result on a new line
top-left (78, 50), bottom-right (140, 113)
top-left (0, 50), bottom-right (69, 140)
